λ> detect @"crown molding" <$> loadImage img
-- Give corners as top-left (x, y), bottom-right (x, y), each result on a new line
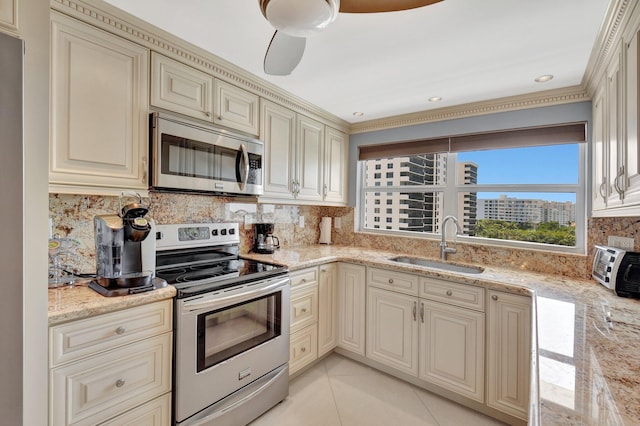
top-left (349, 85), bottom-right (589, 134)
top-left (50, 0), bottom-right (351, 132)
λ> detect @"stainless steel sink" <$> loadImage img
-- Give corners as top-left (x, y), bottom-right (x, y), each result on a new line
top-left (390, 256), bottom-right (484, 274)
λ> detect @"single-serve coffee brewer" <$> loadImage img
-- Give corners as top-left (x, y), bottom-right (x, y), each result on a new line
top-left (253, 223), bottom-right (280, 254)
top-left (89, 193), bottom-right (166, 296)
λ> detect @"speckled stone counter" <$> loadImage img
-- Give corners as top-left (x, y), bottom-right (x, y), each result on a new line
top-left (48, 281), bottom-right (176, 326)
top-left (242, 245), bottom-right (640, 425)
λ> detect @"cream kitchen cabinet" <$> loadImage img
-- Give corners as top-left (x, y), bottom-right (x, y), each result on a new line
top-left (260, 99), bottom-right (348, 205)
top-left (289, 267), bottom-right (319, 375)
top-left (49, 300), bottom-right (172, 426)
top-left (318, 263), bottom-right (338, 357)
top-left (592, 24), bottom-right (640, 215)
top-left (337, 263), bottom-right (366, 355)
top-left (150, 52), bottom-right (213, 121)
top-left (0, 0), bottom-right (17, 32)
top-left (367, 286), bottom-right (419, 375)
top-left (486, 290), bottom-right (531, 421)
top-left (150, 53), bottom-right (259, 136)
top-left (49, 11), bottom-right (149, 194)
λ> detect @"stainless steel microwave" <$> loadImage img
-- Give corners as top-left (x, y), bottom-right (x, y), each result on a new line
top-left (150, 112), bottom-right (263, 196)
top-left (593, 245), bottom-right (640, 298)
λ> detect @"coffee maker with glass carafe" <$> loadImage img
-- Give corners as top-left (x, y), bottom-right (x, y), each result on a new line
top-left (253, 223), bottom-right (280, 254)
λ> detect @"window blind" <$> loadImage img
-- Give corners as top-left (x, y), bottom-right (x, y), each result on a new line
top-left (358, 122), bottom-right (586, 160)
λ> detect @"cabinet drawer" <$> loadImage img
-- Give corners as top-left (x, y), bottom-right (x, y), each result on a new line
top-left (50, 300), bottom-right (172, 367)
top-left (368, 267), bottom-right (419, 295)
top-left (50, 333), bottom-right (172, 426)
top-left (420, 278), bottom-right (485, 311)
top-left (100, 393), bottom-right (171, 426)
top-left (290, 267), bottom-right (318, 288)
top-left (289, 324), bottom-right (318, 375)
top-left (290, 283), bottom-right (318, 333)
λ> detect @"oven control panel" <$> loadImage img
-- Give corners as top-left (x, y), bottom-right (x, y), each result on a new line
top-left (156, 222), bottom-right (240, 250)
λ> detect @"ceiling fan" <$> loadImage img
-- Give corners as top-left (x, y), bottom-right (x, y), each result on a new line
top-left (259, 0), bottom-right (443, 76)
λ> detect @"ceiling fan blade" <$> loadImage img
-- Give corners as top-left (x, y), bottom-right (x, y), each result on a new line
top-left (264, 30), bottom-right (307, 76)
top-left (339, 0), bottom-right (443, 13)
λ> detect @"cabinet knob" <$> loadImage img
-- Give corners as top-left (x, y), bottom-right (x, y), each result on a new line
top-left (491, 294), bottom-right (498, 301)
top-left (115, 379), bottom-right (125, 388)
top-left (301, 308), bottom-right (307, 313)
top-left (204, 111), bottom-right (211, 117)
top-left (115, 326), bottom-right (125, 335)
top-left (301, 278), bottom-right (307, 283)
top-left (388, 278), bottom-right (394, 284)
top-left (446, 290), bottom-right (452, 296)
top-left (301, 347), bottom-right (306, 353)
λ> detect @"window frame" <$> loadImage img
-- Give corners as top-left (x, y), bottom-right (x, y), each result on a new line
top-left (356, 144), bottom-right (587, 254)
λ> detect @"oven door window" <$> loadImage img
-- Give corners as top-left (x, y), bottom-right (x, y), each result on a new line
top-left (196, 291), bottom-right (281, 372)
top-left (161, 133), bottom-right (240, 183)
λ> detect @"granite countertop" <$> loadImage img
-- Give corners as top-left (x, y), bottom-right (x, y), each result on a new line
top-left (48, 280), bottom-right (176, 326)
top-left (242, 245), bottom-right (640, 425)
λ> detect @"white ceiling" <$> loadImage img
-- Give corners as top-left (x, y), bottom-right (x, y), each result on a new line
top-left (103, 0), bottom-right (611, 123)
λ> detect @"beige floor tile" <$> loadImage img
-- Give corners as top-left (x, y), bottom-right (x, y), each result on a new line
top-left (250, 361), bottom-right (341, 426)
top-left (329, 371), bottom-right (439, 426)
top-left (324, 353), bottom-right (378, 377)
top-left (415, 388), bottom-right (507, 426)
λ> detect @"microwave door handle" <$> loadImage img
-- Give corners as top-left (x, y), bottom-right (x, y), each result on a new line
top-left (623, 264), bottom-right (636, 282)
top-left (238, 143), bottom-right (249, 190)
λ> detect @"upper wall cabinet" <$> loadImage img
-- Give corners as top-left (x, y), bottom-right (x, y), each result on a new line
top-left (260, 99), bottom-right (348, 206)
top-left (150, 53), bottom-right (259, 136)
top-left (150, 52), bottom-right (213, 121)
top-left (49, 12), bottom-right (150, 194)
top-left (0, 0), bottom-right (17, 32)
top-left (592, 18), bottom-right (640, 216)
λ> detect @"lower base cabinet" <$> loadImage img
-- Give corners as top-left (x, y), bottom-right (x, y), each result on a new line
top-left (487, 290), bottom-right (532, 420)
top-left (49, 300), bottom-right (173, 426)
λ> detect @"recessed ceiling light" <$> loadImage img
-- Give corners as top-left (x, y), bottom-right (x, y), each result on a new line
top-left (428, 96), bottom-right (442, 102)
top-left (353, 111), bottom-right (364, 117)
top-left (535, 74), bottom-right (554, 83)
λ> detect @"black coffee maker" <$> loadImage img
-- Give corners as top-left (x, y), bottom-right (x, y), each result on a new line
top-left (253, 223), bottom-right (280, 254)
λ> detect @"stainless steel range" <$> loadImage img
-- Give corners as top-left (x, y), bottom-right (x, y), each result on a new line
top-left (155, 222), bottom-right (290, 426)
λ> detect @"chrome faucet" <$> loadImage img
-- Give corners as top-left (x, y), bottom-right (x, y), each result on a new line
top-left (440, 215), bottom-right (463, 261)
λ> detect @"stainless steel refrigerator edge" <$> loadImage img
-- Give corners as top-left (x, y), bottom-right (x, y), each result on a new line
top-left (0, 31), bottom-right (23, 424)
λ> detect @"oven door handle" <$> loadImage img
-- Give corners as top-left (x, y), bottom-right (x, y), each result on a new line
top-left (181, 277), bottom-right (289, 312)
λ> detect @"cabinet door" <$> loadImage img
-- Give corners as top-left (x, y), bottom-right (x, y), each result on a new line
top-left (623, 30), bottom-right (640, 206)
top-left (260, 100), bottom-right (296, 198)
top-left (592, 80), bottom-right (609, 211)
top-left (213, 79), bottom-right (259, 136)
top-left (0, 0), bottom-right (17, 32)
top-left (337, 263), bottom-right (366, 355)
top-left (150, 52), bottom-right (213, 121)
top-left (296, 114), bottom-right (324, 201)
top-left (419, 300), bottom-right (484, 402)
top-left (50, 12), bottom-right (149, 192)
top-left (487, 291), bottom-right (531, 420)
top-left (318, 263), bottom-right (338, 357)
top-left (99, 393), bottom-right (171, 426)
top-left (606, 46), bottom-right (623, 208)
top-left (367, 287), bottom-right (418, 375)
top-left (323, 127), bottom-right (348, 204)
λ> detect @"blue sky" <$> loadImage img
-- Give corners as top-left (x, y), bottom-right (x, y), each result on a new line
top-left (457, 144), bottom-right (578, 202)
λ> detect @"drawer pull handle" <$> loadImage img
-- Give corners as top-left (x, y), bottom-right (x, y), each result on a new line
top-left (115, 379), bottom-right (125, 388)
top-left (301, 308), bottom-right (307, 313)
top-left (388, 278), bottom-right (394, 284)
top-left (115, 326), bottom-right (125, 335)
top-left (446, 290), bottom-right (452, 296)
top-left (492, 294), bottom-right (498, 301)
top-left (301, 278), bottom-right (307, 283)
top-left (301, 347), bottom-right (306, 353)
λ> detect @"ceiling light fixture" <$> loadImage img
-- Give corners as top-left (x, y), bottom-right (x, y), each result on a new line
top-left (535, 74), bottom-right (554, 83)
top-left (428, 96), bottom-right (442, 102)
top-left (260, 0), bottom-right (339, 37)
top-left (353, 111), bottom-right (364, 117)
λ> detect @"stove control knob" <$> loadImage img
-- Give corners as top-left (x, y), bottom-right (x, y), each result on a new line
top-left (221, 229), bottom-right (227, 236)
top-left (229, 228), bottom-right (235, 235)
top-left (211, 229), bottom-right (218, 236)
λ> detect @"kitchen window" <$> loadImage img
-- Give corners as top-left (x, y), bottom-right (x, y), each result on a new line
top-left (357, 123), bottom-right (587, 253)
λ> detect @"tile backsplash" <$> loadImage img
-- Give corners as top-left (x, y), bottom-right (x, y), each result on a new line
top-left (50, 192), bottom-right (639, 279)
